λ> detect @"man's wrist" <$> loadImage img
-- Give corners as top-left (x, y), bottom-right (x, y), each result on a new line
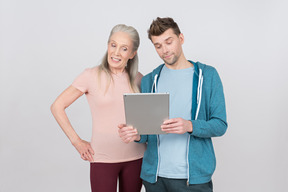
top-left (187, 121), bottom-right (193, 133)
top-left (134, 135), bottom-right (141, 142)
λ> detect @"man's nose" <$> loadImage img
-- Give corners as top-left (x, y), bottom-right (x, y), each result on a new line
top-left (162, 45), bottom-right (168, 54)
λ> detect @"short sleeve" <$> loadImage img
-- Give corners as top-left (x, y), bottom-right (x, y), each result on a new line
top-left (72, 68), bottom-right (93, 93)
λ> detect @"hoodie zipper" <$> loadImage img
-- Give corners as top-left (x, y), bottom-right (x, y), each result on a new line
top-left (152, 74), bottom-right (160, 183)
top-left (187, 68), bottom-right (203, 185)
top-left (186, 134), bottom-right (191, 185)
top-left (155, 135), bottom-right (161, 182)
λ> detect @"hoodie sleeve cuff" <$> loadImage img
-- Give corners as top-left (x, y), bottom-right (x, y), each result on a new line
top-left (190, 120), bottom-right (201, 136)
top-left (135, 135), bottom-right (147, 143)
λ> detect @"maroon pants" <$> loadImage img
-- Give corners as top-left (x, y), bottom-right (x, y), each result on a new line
top-left (90, 158), bottom-right (142, 192)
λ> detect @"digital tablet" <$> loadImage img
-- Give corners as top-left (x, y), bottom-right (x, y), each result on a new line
top-left (123, 93), bottom-right (169, 135)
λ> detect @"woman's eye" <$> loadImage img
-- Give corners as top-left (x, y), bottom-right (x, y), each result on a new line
top-left (111, 43), bottom-right (116, 47)
top-left (123, 47), bottom-right (128, 51)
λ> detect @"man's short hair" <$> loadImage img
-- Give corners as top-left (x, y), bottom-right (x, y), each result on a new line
top-left (148, 17), bottom-right (181, 40)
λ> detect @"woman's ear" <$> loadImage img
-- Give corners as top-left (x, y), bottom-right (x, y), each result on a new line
top-left (129, 51), bottom-right (137, 59)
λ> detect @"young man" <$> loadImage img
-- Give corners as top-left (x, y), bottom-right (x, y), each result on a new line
top-left (119, 17), bottom-right (227, 192)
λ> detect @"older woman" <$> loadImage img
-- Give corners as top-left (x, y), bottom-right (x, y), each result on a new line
top-left (51, 24), bottom-right (146, 192)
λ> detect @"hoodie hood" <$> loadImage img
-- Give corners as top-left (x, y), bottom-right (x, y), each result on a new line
top-left (150, 60), bottom-right (207, 78)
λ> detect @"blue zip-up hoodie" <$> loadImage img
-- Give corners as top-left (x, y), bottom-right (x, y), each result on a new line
top-left (137, 60), bottom-right (227, 184)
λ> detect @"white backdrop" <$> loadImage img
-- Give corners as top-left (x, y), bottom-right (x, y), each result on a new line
top-left (1, 0), bottom-right (287, 191)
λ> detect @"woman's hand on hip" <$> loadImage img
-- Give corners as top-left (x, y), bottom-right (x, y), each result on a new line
top-left (72, 139), bottom-right (94, 162)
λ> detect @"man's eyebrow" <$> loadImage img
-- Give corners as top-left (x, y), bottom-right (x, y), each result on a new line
top-left (165, 37), bottom-right (173, 42)
top-left (153, 36), bottom-right (173, 46)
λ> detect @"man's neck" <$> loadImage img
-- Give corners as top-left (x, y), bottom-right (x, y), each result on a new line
top-left (165, 56), bottom-right (193, 70)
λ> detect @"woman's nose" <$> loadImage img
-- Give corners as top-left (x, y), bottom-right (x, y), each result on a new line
top-left (115, 47), bottom-right (120, 56)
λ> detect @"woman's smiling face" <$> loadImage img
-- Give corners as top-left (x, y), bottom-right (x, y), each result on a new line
top-left (107, 31), bottom-right (136, 74)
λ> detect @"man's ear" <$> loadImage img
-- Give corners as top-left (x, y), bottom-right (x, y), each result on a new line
top-left (130, 51), bottom-right (137, 59)
top-left (179, 33), bottom-right (184, 45)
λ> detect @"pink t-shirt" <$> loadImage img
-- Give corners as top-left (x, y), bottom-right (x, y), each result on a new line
top-left (72, 66), bottom-right (146, 163)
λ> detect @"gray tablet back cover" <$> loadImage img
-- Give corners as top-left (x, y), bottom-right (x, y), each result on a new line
top-left (124, 93), bottom-right (169, 135)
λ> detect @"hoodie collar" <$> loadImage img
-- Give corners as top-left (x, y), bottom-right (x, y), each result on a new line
top-left (188, 60), bottom-right (200, 77)
top-left (152, 61), bottom-right (200, 78)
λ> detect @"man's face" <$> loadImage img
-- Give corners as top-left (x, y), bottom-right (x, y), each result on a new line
top-left (151, 28), bottom-right (184, 66)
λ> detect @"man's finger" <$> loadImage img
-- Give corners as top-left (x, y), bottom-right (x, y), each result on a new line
top-left (161, 122), bottom-right (180, 129)
top-left (163, 118), bottom-right (178, 125)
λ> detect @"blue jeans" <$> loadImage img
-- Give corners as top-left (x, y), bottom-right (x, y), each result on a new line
top-left (143, 177), bottom-right (213, 192)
